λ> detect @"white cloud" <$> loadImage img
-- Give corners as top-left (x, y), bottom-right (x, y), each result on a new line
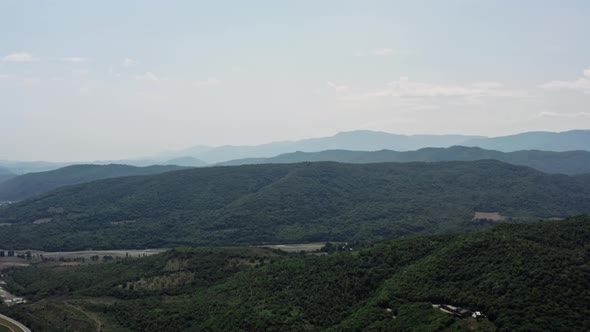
top-left (354, 48), bottom-right (410, 57)
top-left (194, 77), bottom-right (222, 87)
top-left (539, 67), bottom-right (590, 94)
top-left (51, 57), bottom-right (90, 63)
top-left (472, 81), bottom-right (504, 89)
top-left (138, 72), bottom-right (159, 81)
top-left (538, 111), bottom-right (590, 118)
top-left (71, 69), bottom-right (90, 77)
top-left (345, 77), bottom-right (525, 100)
top-left (108, 66), bottom-right (122, 78)
top-left (326, 81), bottom-right (348, 92)
top-left (372, 48), bottom-right (397, 56)
top-left (412, 104), bottom-right (440, 111)
top-left (1, 52), bottom-right (37, 62)
top-left (0, 74), bottom-right (41, 85)
top-left (122, 58), bottom-right (138, 67)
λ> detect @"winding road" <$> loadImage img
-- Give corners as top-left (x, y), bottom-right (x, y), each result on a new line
top-left (0, 313), bottom-right (31, 332)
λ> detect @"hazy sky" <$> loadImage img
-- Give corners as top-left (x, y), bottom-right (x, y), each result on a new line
top-left (1, 0), bottom-right (590, 161)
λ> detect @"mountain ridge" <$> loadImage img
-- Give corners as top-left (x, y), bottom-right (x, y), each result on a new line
top-left (4, 129), bottom-right (590, 171)
top-left (218, 146), bottom-right (590, 175)
top-left (1, 160), bottom-right (589, 251)
top-left (161, 129), bottom-right (590, 163)
top-left (0, 164), bottom-right (189, 202)
top-left (462, 129), bottom-right (590, 152)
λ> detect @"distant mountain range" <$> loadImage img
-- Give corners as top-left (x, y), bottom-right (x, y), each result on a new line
top-left (1, 160), bottom-right (589, 250)
top-left (2, 129), bottom-right (589, 173)
top-left (0, 164), bottom-right (188, 202)
top-left (164, 156), bottom-right (208, 167)
top-left (2, 146), bottom-right (590, 203)
top-left (461, 130), bottom-right (590, 152)
top-left (219, 146), bottom-right (590, 175)
top-left (161, 129), bottom-right (590, 163)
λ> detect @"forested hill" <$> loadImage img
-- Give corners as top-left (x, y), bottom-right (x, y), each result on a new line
top-left (219, 146), bottom-right (590, 175)
top-left (3, 216), bottom-right (589, 331)
top-left (0, 167), bottom-right (15, 184)
top-left (1, 160), bottom-right (589, 250)
top-left (0, 164), bottom-right (188, 202)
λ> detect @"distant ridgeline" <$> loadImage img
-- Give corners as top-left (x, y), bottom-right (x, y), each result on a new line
top-left (162, 129), bottom-right (590, 163)
top-left (0, 160), bottom-right (589, 251)
top-left (3, 146), bottom-right (590, 204)
top-left (218, 146), bottom-right (590, 175)
top-left (1, 216), bottom-right (589, 331)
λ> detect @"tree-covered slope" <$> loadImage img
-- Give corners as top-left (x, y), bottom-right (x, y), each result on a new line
top-left (3, 217), bottom-right (589, 331)
top-left (219, 146), bottom-right (590, 175)
top-left (0, 161), bottom-right (589, 250)
top-left (0, 167), bottom-right (15, 184)
top-left (0, 164), bottom-right (188, 202)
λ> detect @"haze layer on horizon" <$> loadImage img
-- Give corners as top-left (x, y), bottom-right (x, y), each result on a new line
top-left (1, 0), bottom-right (590, 162)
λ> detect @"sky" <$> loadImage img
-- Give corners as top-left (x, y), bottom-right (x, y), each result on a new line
top-left (1, 0), bottom-right (590, 161)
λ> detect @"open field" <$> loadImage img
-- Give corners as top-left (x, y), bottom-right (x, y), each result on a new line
top-left (256, 242), bottom-right (327, 252)
top-left (0, 261), bottom-right (29, 272)
top-left (29, 248), bottom-right (167, 260)
top-left (1, 248), bottom-right (167, 263)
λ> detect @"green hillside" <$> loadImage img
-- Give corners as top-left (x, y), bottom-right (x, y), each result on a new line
top-left (0, 167), bottom-right (15, 185)
top-left (0, 164), bottom-right (188, 202)
top-left (0, 161), bottom-right (589, 250)
top-left (219, 146), bottom-right (590, 175)
top-left (0, 174), bottom-right (15, 185)
top-left (2, 216), bottom-right (589, 331)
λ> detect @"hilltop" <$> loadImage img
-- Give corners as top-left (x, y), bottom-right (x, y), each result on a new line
top-left (0, 164), bottom-right (188, 202)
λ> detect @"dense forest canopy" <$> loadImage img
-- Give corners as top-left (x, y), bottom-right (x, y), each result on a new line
top-left (1, 216), bottom-right (588, 331)
top-left (0, 160), bottom-right (589, 250)
top-left (0, 164), bottom-right (188, 202)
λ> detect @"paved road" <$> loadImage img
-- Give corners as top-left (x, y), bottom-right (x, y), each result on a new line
top-left (0, 313), bottom-right (31, 332)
